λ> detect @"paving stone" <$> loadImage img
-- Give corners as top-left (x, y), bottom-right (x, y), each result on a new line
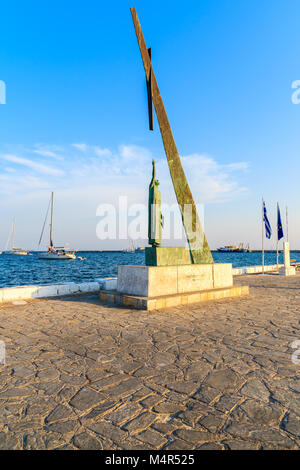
top-left (12, 366), bottom-right (34, 378)
top-left (104, 403), bottom-right (142, 426)
top-left (222, 439), bottom-right (258, 450)
top-left (163, 438), bottom-right (195, 450)
top-left (0, 431), bottom-right (21, 450)
top-left (73, 432), bottom-right (102, 450)
top-left (37, 369), bottom-right (59, 381)
top-left (83, 401), bottom-right (119, 420)
top-left (199, 414), bottom-right (225, 432)
top-left (45, 405), bottom-right (73, 423)
top-left (88, 421), bottom-right (128, 442)
top-left (153, 402), bottom-right (182, 415)
top-left (69, 387), bottom-right (106, 411)
top-left (203, 368), bottom-right (242, 391)
top-left (239, 379), bottom-right (270, 402)
top-left (35, 381), bottom-right (63, 395)
top-left (238, 400), bottom-right (284, 425)
top-left (59, 373), bottom-right (86, 386)
top-left (166, 381), bottom-right (199, 396)
top-left (120, 437), bottom-right (153, 450)
top-left (196, 442), bottom-right (223, 450)
top-left (151, 422), bottom-right (178, 435)
top-left (136, 429), bottom-right (168, 448)
top-left (123, 412), bottom-right (157, 433)
top-left (44, 420), bottom-right (79, 434)
top-left (214, 394), bottom-right (242, 413)
top-left (174, 428), bottom-right (214, 444)
top-left (89, 374), bottom-right (129, 391)
top-left (140, 394), bottom-right (164, 409)
top-left (193, 385), bottom-right (220, 404)
top-left (281, 413), bottom-right (300, 438)
top-left (103, 378), bottom-right (143, 399)
top-left (0, 387), bottom-right (34, 399)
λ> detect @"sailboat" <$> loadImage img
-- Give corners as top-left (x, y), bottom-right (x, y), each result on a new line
top-left (38, 192), bottom-right (76, 260)
top-left (4, 218), bottom-right (28, 255)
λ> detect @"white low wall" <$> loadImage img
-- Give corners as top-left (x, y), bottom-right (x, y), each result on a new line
top-left (232, 264), bottom-right (283, 275)
top-left (0, 277), bottom-right (118, 304)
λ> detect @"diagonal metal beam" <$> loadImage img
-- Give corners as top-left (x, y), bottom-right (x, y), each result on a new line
top-left (130, 7), bottom-right (213, 264)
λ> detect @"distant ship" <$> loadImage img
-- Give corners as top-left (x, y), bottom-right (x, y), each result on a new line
top-left (4, 218), bottom-right (28, 255)
top-left (38, 192), bottom-right (76, 260)
top-left (217, 243), bottom-right (251, 253)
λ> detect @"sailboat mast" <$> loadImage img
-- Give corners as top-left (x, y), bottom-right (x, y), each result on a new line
top-left (12, 217), bottom-right (15, 250)
top-left (50, 192), bottom-right (54, 247)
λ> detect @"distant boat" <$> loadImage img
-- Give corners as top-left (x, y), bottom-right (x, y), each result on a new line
top-left (123, 239), bottom-right (136, 253)
top-left (217, 243), bottom-right (251, 253)
top-left (4, 218), bottom-right (28, 255)
top-left (245, 243), bottom-right (252, 253)
top-left (217, 244), bottom-right (239, 252)
top-left (37, 192), bottom-right (76, 260)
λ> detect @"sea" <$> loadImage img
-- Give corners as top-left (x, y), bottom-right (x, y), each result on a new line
top-left (0, 251), bottom-right (299, 289)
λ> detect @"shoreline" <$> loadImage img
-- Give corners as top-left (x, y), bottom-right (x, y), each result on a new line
top-left (8, 249), bottom-right (300, 253)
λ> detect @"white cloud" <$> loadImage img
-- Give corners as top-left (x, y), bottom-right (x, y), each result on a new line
top-left (33, 149), bottom-right (61, 159)
top-left (179, 153), bottom-right (248, 203)
top-left (0, 154), bottom-right (64, 177)
top-left (0, 145), bottom-right (248, 203)
top-left (0, 143), bottom-right (248, 249)
top-left (94, 146), bottom-right (112, 157)
top-left (72, 143), bottom-right (88, 152)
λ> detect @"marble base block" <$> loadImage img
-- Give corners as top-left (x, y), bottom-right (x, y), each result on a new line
top-left (117, 263), bottom-right (233, 298)
top-left (279, 266), bottom-right (296, 276)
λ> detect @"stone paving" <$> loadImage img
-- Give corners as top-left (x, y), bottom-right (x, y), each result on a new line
top-left (0, 273), bottom-right (299, 450)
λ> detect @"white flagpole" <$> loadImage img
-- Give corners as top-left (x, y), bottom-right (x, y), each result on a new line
top-left (276, 202), bottom-right (279, 271)
top-left (262, 198), bottom-right (265, 274)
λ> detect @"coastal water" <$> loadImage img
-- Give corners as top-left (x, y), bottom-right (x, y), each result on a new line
top-left (0, 251), bottom-right (299, 289)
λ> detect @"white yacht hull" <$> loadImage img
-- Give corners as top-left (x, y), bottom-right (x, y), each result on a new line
top-left (38, 252), bottom-right (76, 260)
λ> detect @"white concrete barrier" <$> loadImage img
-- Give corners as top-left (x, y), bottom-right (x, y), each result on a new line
top-left (0, 279), bottom-right (114, 304)
top-left (232, 264), bottom-right (283, 275)
top-left (95, 278), bottom-right (117, 290)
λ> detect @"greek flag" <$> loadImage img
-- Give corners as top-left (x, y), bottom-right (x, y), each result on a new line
top-left (263, 201), bottom-right (272, 239)
top-left (277, 203), bottom-right (284, 240)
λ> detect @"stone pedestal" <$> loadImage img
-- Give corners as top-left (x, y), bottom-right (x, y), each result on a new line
top-left (279, 266), bottom-right (296, 276)
top-left (279, 242), bottom-right (296, 276)
top-left (117, 264), bottom-right (232, 297)
top-left (99, 263), bottom-right (248, 310)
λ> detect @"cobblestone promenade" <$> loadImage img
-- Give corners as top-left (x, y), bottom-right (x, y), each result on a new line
top-left (0, 274), bottom-right (299, 450)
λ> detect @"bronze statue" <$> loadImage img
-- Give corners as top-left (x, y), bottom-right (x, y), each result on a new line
top-left (148, 160), bottom-right (162, 246)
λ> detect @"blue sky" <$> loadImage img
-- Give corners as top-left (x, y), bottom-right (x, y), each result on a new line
top-left (0, 0), bottom-right (300, 250)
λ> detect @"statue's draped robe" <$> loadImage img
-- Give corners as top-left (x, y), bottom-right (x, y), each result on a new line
top-left (148, 163), bottom-right (161, 246)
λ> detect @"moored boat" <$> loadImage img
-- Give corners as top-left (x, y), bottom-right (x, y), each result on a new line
top-left (37, 192), bottom-right (76, 260)
top-left (4, 218), bottom-right (28, 255)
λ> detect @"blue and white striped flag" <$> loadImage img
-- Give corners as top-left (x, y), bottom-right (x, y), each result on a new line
top-left (263, 201), bottom-right (272, 239)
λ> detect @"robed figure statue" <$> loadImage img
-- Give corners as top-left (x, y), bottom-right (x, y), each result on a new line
top-left (148, 160), bottom-right (162, 246)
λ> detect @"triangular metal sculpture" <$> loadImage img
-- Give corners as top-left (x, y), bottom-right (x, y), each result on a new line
top-left (130, 7), bottom-right (213, 264)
